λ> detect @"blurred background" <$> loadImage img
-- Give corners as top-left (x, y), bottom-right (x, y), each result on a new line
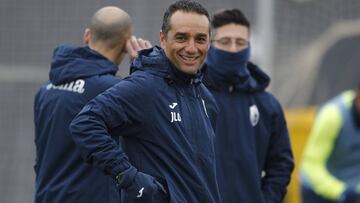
top-left (0, 0), bottom-right (359, 202)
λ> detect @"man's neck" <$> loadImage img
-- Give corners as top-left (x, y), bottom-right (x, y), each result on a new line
top-left (89, 44), bottom-right (119, 64)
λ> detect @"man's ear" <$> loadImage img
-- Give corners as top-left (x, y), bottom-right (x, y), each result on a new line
top-left (83, 28), bottom-right (91, 44)
top-left (159, 30), bottom-right (166, 49)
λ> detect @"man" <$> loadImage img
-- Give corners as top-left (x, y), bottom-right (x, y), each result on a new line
top-left (34, 6), bottom-right (151, 203)
top-left (70, 1), bottom-right (221, 203)
top-left (203, 9), bottom-right (294, 203)
top-left (300, 86), bottom-right (360, 203)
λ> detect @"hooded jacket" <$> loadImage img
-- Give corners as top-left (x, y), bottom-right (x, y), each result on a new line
top-left (70, 46), bottom-right (221, 203)
top-left (34, 45), bottom-right (121, 203)
top-left (203, 46), bottom-right (294, 203)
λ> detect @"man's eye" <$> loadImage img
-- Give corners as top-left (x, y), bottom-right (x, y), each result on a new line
top-left (236, 39), bottom-right (248, 46)
top-left (175, 36), bottom-right (186, 41)
top-left (196, 38), bottom-right (207, 44)
top-left (218, 39), bottom-right (231, 45)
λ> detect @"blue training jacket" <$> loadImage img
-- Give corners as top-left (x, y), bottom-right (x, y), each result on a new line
top-left (70, 46), bottom-right (221, 203)
top-left (34, 45), bottom-right (121, 203)
top-left (203, 56), bottom-right (294, 203)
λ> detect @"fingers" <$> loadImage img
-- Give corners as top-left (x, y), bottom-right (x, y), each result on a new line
top-left (126, 35), bottom-right (152, 62)
top-left (137, 38), bottom-right (146, 50)
top-left (140, 39), bottom-right (152, 49)
top-left (126, 39), bottom-right (137, 59)
top-left (129, 36), bottom-right (140, 52)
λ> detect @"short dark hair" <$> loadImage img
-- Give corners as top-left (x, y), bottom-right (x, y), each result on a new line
top-left (161, 0), bottom-right (210, 36)
top-left (211, 8), bottom-right (250, 30)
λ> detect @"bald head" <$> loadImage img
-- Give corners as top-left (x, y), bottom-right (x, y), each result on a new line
top-left (89, 6), bottom-right (132, 49)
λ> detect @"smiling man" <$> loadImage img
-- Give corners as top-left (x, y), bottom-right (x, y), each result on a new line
top-left (70, 1), bottom-right (221, 203)
top-left (160, 9), bottom-right (209, 74)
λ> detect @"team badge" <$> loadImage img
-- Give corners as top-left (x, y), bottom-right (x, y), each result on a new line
top-left (249, 104), bottom-right (259, 126)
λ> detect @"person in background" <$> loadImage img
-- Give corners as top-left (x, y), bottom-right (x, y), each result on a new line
top-left (300, 85), bottom-right (360, 203)
top-left (34, 6), bottom-right (151, 203)
top-left (69, 1), bottom-right (222, 202)
top-left (203, 8), bottom-right (294, 203)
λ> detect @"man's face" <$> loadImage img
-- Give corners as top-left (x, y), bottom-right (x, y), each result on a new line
top-left (212, 23), bottom-right (249, 53)
top-left (160, 11), bottom-right (210, 75)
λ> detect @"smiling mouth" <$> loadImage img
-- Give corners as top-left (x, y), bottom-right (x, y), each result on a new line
top-left (179, 55), bottom-right (199, 63)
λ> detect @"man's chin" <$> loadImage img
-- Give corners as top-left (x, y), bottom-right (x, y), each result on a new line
top-left (180, 67), bottom-right (198, 75)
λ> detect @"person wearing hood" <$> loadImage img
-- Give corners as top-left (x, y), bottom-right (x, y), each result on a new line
top-left (34, 6), bottom-right (151, 203)
top-left (70, 1), bottom-right (221, 203)
top-left (203, 8), bottom-right (294, 203)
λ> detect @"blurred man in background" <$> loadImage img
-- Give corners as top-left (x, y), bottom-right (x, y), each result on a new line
top-left (203, 8), bottom-right (294, 203)
top-left (34, 6), bottom-right (151, 203)
top-left (70, 1), bottom-right (221, 202)
top-left (300, 85), bottom-right (360, 203)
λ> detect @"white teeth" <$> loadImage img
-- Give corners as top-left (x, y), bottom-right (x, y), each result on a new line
top-left (180, 55), bottom-right (197, 61)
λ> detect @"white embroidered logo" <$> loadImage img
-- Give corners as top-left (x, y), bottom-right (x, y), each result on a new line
top-left (136, 187), bottom-right (144, 198)
top-left (169, 102), bottom-right (178, 109)
top-left (169, 102), bottom-right (181, 123)
top-left (46, 79), bottom-right (85, 94)
top-left (249, 104), bottom-right (260, 126)
top-left (171, 112), bottom-right (182, 123)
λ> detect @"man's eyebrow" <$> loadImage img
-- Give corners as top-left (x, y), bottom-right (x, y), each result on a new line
top-left (196, 33), bottom-right (208, 37)
top-left (236, 37), bottom-right (248, 41)
top-left (174, 32), bottom-right (188, 36)
top-left (218, 37), bottom-right (231, 39)
top-left (218, 36), bottom-right (247, 41)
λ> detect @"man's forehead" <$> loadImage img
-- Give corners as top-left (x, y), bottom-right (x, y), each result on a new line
top-left (169, 11), bottom-right (209, 32)
top-left (173, 31), bottom-right (208, 38)
top-left (214, 24), bottom-right (248, 39)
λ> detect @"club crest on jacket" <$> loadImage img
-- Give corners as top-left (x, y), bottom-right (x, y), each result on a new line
top-left (249, 104), bottom-right (259, 126)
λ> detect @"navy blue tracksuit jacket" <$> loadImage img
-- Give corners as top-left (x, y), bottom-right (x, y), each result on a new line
top-left (204, 58), bottom-right (294, 203)
top-left (34, 45), bottom-right (121, 203)
top-left (70, 46), bottom-right (221, 203)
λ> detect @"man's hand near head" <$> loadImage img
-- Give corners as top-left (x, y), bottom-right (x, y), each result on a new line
top-left (126, 35), bottom-right (152, 62)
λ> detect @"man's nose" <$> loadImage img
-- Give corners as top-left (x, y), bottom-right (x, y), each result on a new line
top-left (185, 39), bottom-right (197, 53)
top-left (228, 42), bottom-right (239, 53)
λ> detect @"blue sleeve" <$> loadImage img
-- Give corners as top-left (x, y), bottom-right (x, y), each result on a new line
top-left (262, 96), bottom-right (294, 203)
top-left (33, 88), bottom-right (41, 173)
top-left (70, 74), bottom-right (150, 178)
